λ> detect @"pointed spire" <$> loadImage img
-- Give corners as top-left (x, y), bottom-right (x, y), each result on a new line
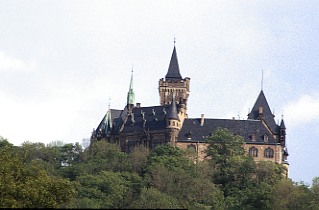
top-left (167, 92), bottom-right (179, 120)
top-left (280, 112), bottom-right (286, 129)
top-left (280, 119), bottom-right (286, 129)
top-left (127, 68), bottom-right (135, 106)
top-left (248, 90), bottom-right (277, 132)
top-left (165, 45), bottom-right (182, 80)
top-left (261, 69), bottom-right (264, 91)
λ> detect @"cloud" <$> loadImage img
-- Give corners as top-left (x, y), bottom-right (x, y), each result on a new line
top-left (0, 51), bottom-right (36, 72)
top-left (284, 94), bottom-right (319, 128)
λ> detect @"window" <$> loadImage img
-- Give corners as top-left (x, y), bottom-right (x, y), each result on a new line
top-left (249, 134), bottom-right (256, 141)
top-left (264, 134), bottom-right (269, 142)
top-left (249, 147), bottom-right (258, 157)
top-left (264, 147), bottom-right (274, 158)
top-left (187, 144), bottom-right (196, 152)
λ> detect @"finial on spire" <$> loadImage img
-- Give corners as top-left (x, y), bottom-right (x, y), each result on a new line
top-left (108, 97), bottom-right (111, 110)
top-left (281, 110), bottom-right (284, 120)
top-left (174, 34), bottom-right (176, 45)
top-left (261, 69), bottom-right (264, 90)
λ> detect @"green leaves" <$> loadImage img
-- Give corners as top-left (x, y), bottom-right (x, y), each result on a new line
top-left (1, 136), bottom-right (319, 209)
top-left (0, 146), bottom-right (75, 208)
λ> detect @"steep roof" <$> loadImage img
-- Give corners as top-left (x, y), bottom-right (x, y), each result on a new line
top-left (247, 90), bottom-right (278, 133)
top-left (178, 118), bottom-right (278, 144)
top-left (167, 97), bottom-right (180, 120)
top-left (95, 109), bottom-right (122, 136)
top-left (115, 105), bottom-right (170, 134)
top-left (165, 46), bottom-right (182, 80)
top-left (127, 70), bottom-right (135, 105)
top-left (280, 119), bottom-right (286, 129)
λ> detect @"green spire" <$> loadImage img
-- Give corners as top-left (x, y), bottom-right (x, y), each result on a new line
top-left (127, 69), bottom-right (135, 105)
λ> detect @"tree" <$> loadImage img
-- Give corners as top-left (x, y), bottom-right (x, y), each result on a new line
top-left (130, 187), bottom-right (182, 209)
top-left (206, 128), bottom-right (256, 208)
top-left (72, 171), bottom-right (140, 209)
top-left (84, 140), bottom-right (130, 174)
top-left (312, 177), bottom-right (319, 209)
top-left (144, 144), bottom-right (225, 209)
top-left (127, 145), bottom-right (150, 175)
top-left (0, 146), bottom-right (75, 208)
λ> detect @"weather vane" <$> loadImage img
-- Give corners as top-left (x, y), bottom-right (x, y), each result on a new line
top-left (261, 69), bottom-right (264, 90)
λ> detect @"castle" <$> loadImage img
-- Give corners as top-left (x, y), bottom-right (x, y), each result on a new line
top-left (90, 44), bottom-right (289, 175)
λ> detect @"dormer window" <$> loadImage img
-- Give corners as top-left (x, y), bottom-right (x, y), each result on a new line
top-left (249, 134), bottom-right (256, 141)
top-left (186, 132), bottom-right (192, 139)
top-left (264, 134), bottom-right (269, 142)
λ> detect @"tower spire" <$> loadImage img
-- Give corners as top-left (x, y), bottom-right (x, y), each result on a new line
top-left (261, 69), bottom-right (264, 91)
top-left (165, 44), bottom-right (182, 80)
top-left (127, 67), bottom-right (135, 106)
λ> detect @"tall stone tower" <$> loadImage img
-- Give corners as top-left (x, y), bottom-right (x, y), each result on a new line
top-left (158, 45), bottom-right (190, 107)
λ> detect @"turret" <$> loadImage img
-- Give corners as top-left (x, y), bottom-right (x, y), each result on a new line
top-left (279, 119), bottom-right (286, 146)
top-left (166, 94), bottom-right (180, 146)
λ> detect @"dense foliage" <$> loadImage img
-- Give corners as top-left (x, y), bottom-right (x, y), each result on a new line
top-left (0, 130), bottom-right (319, 209)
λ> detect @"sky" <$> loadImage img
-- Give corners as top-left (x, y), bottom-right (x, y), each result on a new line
top-left (1, 0), bottom-right (319, 185)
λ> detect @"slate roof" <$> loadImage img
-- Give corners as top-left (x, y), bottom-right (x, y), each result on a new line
top-left (167, 97), bottom-right (179, 120)
top-left (178, 118), bottom-right (279, 144)
top-left (248, 90), bottom-right (278, 133)
top-left (117, 105), bottom-right (170, 133)
top-left (165, 46), bottom-right (182, 80)
top-left (95, 109), bottom-right (122, 136)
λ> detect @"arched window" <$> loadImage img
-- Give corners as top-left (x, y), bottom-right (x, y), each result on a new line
top-left (187, 144), bottom-right (196, 152)
top-left (264, 147), bottom-right (274, 158)
top-left (249, 146), bottom-right (258, 157)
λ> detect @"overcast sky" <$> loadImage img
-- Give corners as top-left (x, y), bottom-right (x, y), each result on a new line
top-left (1, 0), bottom-right (319, 185)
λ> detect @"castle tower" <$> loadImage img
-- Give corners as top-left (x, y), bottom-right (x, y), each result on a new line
top-left (158, 45), bottom-right (190, 107)
top-left (166, 94), bottom-right (180, 146)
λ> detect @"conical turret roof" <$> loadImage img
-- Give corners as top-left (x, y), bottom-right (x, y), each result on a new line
top-left (280, 119), bottom-right (286, 129)
top-left (167, 96), bottom-right (179, 120)
top-left (165, 46), bottom-right (182, 80)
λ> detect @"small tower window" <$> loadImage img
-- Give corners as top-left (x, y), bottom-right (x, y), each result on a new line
top-left (264, 147), bottom-right (274, 158)
top-left (249, 147), bottom-right (258, 157)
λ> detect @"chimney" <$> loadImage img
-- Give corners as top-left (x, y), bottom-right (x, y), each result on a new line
top-left (200, 114), bottom-right (204, 126)
top-left (136, 103), bottom-right (141, 108)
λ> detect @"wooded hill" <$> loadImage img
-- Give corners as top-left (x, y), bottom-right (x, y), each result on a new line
top-left (1, 128), bottom-right (318, 209)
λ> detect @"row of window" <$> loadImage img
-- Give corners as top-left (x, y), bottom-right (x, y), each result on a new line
top-left (249, 146), bottom-right (274, 158)
top-left (249, 134), bottom-right (269, 142)
top-left (186, 145), bottom-right (275, 159)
